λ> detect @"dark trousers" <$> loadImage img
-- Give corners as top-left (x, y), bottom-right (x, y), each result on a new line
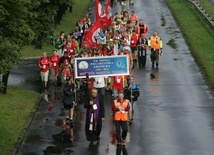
top-left (138, 49), bottom-right (147, 66)
top-left (150, 48), bottom-right (160, 65)
top-left (115, 120), bottom-right (128, 142)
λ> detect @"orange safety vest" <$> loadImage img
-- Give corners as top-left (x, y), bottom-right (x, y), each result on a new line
top-left (150, 36), bottom-right (161, 49)
top-left (129, 14), bottom-right (137, 23)
top-left (114, 99), bottom-right (129, 121)
top-left (136, 24), bottom-right (148, 37)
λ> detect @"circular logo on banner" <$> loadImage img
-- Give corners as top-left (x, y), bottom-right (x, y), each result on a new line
top-left (114, 59), bottom-right (125, 68)
top-left (79, 61), bottom-right (89, 70)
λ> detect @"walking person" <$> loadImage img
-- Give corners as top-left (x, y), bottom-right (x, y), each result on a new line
top-left (61, 76), bottom-right (76, 142)
top-left (37, 52), bottom-right (50, 89)
top-left (49, 50), bottom-right (60, 83)
top-left (55, 60), bottom-right (74, 115)
top-left (112, 91), bottom-right (130, 146)
top-left (148, 31), bottom-right (163, 68)
top-left (130, 30), bottom-right (138, 64)
top-left (124, 76), bottom-right (140, 125)
top-left (84, 88), bottom-right (105, 146)
top-left (110, 75), bottom-right (127, 99)
top-left (136, 19), bottom-right (148, 38)
top-left (53, 35), bottom-right (64, 57)
top-left (129, 11), bottom-right (138, 30)
top-left (49, 50), bottom-right (60, 103)
top-left (137, 33), bottom-right (148, 67)
top-left (62, 76), bottom-right (76, 123)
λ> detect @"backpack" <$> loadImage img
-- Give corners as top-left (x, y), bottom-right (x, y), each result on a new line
top-left (132, 85), bottom-right (140, 101)
top-left (124, 83), bottom-right (140, 101)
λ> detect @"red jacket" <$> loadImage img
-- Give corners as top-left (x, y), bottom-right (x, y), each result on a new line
top-left (38, 57), bottom-right (50, 72)
top-left (50, 55), bottom-right (60, 69)
top-left (130, 34), bottom-right (138, 47)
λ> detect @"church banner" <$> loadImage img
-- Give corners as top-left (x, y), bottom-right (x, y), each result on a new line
top-left (74, 55), bottom-right (129, 78)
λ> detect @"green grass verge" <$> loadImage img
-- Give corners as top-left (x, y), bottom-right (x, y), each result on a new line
top-left (200, 0), bottom-right (214, 16)
top-left (21, 0), bottom-right (90, 58)
top-left (165, 0), bottom-right (214, 89)
top-left (0, 86), bottom-right (40, 155)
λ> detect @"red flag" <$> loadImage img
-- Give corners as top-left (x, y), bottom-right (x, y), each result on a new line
top-left (96, 0), bottom-right (110, 28)
top-left (95, 0), bottom-right (106, 20)
top-left (105, 0), bottom-right (112, 27)
top-left (83, 19), bottom-right (101, 49)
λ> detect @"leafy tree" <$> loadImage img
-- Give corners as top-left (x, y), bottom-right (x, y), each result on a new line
top-left (0, 0), bottom-right (73, 94)
top-left (0, 0), bottom-right (35, 94)
top-left (29, 0), bottom-right (73, 49)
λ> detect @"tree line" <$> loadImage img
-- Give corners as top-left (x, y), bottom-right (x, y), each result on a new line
top-left (0, 0), bottom-right (74, 94)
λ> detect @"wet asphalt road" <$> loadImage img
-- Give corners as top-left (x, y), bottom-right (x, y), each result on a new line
top-left (11, 0), bottom-right (214, 155)
top-left (8, 59), bottom-right (41, 92)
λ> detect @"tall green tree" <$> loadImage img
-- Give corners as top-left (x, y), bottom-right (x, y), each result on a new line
top-left (30, 0), bottom-right (73, 49)
top-left (0, 0), bottom-right (35, 94)
top-left (0, 0), bottom-right (73, 94)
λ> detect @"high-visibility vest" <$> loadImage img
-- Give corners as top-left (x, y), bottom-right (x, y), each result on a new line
top-left (148, 36), bottom-right (162, 50)
top-left (136, 24), bottom-right (148, 37)
top-left (114, 99), bottom-right (129, 121)
top-left (129, 14), bottom-right (137, 23)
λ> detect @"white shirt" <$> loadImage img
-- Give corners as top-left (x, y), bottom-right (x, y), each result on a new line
top-left (93, 77), bottom-right (106, 88)
top-left (114, 44), bottom-right (119, 55)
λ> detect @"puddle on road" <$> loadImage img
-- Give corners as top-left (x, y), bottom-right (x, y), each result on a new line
top-left (161, 15), bottom-right (166, 27)
top-left (167, 39), bottom-right (177, 49)
top-left (44, 108), bottom-right (84, 154)
top-left (43, 130), bottom-right (73, 155)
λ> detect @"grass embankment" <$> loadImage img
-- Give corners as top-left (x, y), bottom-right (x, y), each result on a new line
top-left (200, 0), bottom-right (214, 16)
top-left (165, 0), bottom-right (214, 89)
top-left (0, 87), bottom-right (40, 155)
top-left (21, 0), bottom-right (90, 58)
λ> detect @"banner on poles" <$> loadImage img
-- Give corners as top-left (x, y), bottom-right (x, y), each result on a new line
top-left (74, 55), bottom-right (129, 78)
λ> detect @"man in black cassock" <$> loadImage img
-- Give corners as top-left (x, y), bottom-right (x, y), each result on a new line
top-left (84, 88), bottom-right (105, 146)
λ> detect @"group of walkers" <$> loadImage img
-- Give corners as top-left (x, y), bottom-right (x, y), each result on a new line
top-left (37, 0), bottom-right (163, 148)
